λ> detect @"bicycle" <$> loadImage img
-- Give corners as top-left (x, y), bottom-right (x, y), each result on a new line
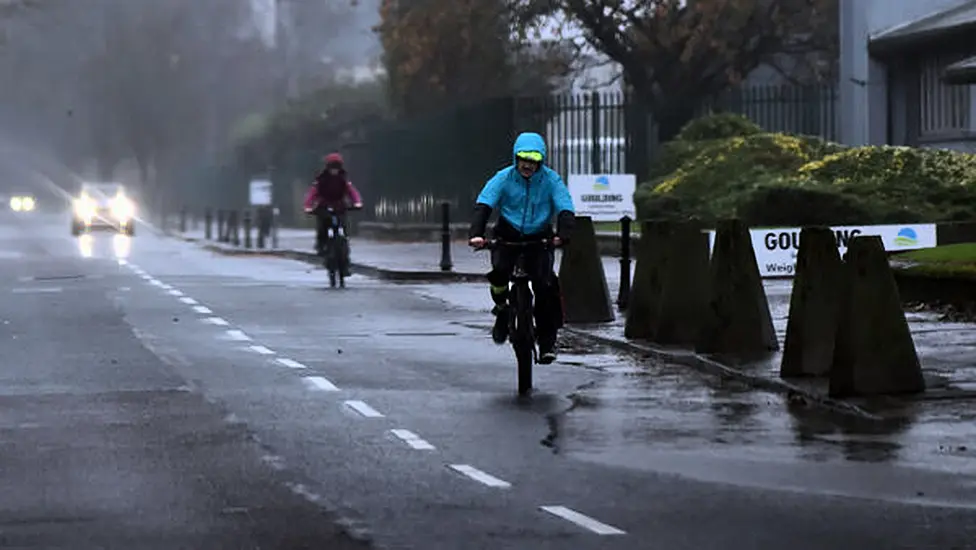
top-left (321, 206), bottom-right (360, 288)
top-left (479, 238), bottom-right (555, 396)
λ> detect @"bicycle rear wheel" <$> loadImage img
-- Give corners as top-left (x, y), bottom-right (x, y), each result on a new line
top-left (510, 282), bottom-right (535, 396)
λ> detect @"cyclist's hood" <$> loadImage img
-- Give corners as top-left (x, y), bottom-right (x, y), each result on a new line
top-left (512, 132), bottom-right (547, 165)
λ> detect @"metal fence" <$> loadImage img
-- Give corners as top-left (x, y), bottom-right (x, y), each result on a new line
top-left (270, 83), bottom-right (839, 225)
top-left (703, 84), bottom-right (838, 141)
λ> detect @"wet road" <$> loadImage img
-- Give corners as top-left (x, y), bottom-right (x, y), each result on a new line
top-left (3, 211), bottom-right (976, 549)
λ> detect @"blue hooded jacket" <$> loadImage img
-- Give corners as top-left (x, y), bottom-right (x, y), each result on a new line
top-left (474, 132), bottom-right (575, 236)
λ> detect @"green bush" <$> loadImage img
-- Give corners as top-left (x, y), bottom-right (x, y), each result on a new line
top-left (675, 112), bottom-right (762, 141)
top-left (635, 113), bottom-right (976, 226)
top-left (735, 181), bottom-right (876, 227)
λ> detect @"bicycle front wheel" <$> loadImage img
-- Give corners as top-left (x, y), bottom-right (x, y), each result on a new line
top-left (510, 282), bottom-right (534, 396)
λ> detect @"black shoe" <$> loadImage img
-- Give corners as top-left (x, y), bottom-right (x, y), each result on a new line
top-left (491, 306), bottom-right (509, 344)
top-left (538, 334), bottom-right (557, 364)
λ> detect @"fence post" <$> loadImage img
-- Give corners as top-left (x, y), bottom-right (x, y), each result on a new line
top-left (590, 91), bottom-right (602, 174)
top-left (439, 201), bottom-right (453, 272)
top-left (205, 208), bottom-right (213, 240)
top-left (179, 207), bottom-right (187, 234)
top-left (616, 216), bottom-right (631, 311)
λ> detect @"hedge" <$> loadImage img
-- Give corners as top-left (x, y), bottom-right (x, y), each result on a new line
top-left (635, 113), bottom-right (976, 226)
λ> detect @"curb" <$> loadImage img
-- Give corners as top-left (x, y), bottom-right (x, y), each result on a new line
top-left (167, 231), bottom-right (878, 420)
top-left (173, 233), bottom-right (487, 283)
top-left (563, 327), bottom-right (882, 421)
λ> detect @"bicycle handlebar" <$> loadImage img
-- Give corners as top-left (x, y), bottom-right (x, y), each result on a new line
top-left (474, 238), bottom-right (555, 252)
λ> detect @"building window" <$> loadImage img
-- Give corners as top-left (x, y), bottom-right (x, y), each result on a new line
top-left (919, 53), bottom-right (972, 136)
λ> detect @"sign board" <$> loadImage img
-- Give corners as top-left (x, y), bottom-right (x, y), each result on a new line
top-left (705, 224), bottom-right (938, 278)
top-left (249, 179), bottom-right (272, 206)
top-left (567, 174), bottom-right (636, 221)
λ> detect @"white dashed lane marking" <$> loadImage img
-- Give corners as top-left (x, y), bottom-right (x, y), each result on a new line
top-left (11, 287), bottom-right (62, 293)
top-left (276, 358), bottom-right (308, 370)
top-left (448, 465), bottom-right (511, 488)
top-left (539, 506), bottom-right (626, 535)
top-left (203, 317), bottom-right (229, 326)
top-left (179, 297), bottom-right (198, 305)
top-left (303, 376), bottom-right (340, 391)
top-left (344, 400), bottom-right (384, 418)
top-left (168, 289), bottom-right (183, 296)
top-left (193, 305), bottom-right (213, 314)
top-left (391, 429), bottom-right (435, 450)
top-left (248, 345), bottom-right (275, 355)
top-left (225, 329), bottom-right (251, 341)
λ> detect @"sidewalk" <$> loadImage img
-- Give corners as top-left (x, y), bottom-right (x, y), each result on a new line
top-left (171, 227), bottom-right (976, 416)
top-left (177, 227), bottom-right (628, 285)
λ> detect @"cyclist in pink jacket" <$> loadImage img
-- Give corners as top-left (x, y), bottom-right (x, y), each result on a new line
top-left (303, 153), bottom-right (362, 273)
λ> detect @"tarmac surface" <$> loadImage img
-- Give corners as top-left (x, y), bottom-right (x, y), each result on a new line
top-left (2, 211), bottom-right (976, 549)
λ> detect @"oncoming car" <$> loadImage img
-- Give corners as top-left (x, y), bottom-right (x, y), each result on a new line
top-left (71, 182), bottom-right (136, 236)
top-left (8, 194), bottom-right (36, 212)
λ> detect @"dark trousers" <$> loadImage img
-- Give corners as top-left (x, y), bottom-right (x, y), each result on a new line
top-left (487, 243), bottom-right (564, 347)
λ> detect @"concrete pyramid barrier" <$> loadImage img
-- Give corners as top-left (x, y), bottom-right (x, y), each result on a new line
top-left (780, 227), bottom-right (843, 378)
top-left (655, 221), bottom-right (709, 346)
top-left (696, 219), bottom-right (778, 354)
top-left (624, 221), bottom-right (672, 340)
top-left (558, 216), bottom-right (614, 324)
top-left (829, 236), bottom-right (924, 397)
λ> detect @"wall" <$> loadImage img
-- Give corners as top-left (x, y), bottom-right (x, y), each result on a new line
top-left (838, 0), bottom-right (973, 146)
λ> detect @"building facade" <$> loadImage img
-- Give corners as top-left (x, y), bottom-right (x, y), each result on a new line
top-left (840, 0), bottom-right (976, 151)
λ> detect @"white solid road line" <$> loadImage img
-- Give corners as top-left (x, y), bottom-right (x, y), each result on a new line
top-left (248, 345), bottom-right (275, 355)
top-left (179, 297), bottom-right (198, 305)
top-left (539, 506), bottom-right (626, 535)
top-left (225, 329), bottom-right (251, 341)
top-left (304, 376), bottom-right (340, 391)
top-left (390, 429), bottom-right (435, 450)
top-left (193, 305), bottom-right (213, 314)
top-left (203, 317), bottom-right (229, 326)
top-left (12, 287), bottom-right (62, 293)
top-left (167, 289), bottom-right (183, 296)
top-left (448, 465), bottom-right (511, 488)
top-left (276, 358), bottom-right (308, 370)
top-left (344, 400), bottom-right (384, 418)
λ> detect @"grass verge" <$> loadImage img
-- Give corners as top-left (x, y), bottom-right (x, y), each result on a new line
top-left (894, 243), bottom-right (976, 279)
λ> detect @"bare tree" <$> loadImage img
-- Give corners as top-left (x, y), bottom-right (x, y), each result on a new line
top-left (511, 0), bottom-right (838, 140)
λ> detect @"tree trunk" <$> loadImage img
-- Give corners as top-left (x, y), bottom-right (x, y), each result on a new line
top-left (654, 101), bottom-right (700, 144)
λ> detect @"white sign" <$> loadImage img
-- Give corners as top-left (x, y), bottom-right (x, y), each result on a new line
top-left (249, 179), bottom-right (272, 206)
top-left (705, 224), bottom-right (938, 278)
top-left (567, 173), bottom-right (636, 221)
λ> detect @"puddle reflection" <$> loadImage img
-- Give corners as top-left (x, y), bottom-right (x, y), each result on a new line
top-left (76, 233), bottom-right (131, 259)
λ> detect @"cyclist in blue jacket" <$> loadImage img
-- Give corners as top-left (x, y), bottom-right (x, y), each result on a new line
top-left (468, 132), bottom-right (576, 364)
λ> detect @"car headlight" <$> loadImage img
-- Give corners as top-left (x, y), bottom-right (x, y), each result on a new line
top-left (10, 197), bottom-right (22, 211)
top-left (74, 196), bottom-right (96, 218)
top-left (111, 196), bottom-right (134, 219)
top-left (22, 197), bottom-right (35, 211)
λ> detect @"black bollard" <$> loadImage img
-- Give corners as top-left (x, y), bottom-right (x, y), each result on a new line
top-left (256, 207), bottom-right (267, 249)
top-left (243, 209), bottom-right (252, 249)
top-left (217, 210), bottom-right (226, 242)
top-left (271, 207), bottom-right (279, 249)
top-left (205, 208), bottom-right (213, 240)
top-left (230, 211), bottom-right (240, 246)
top-left (439, 201), bottom-right (453, 272)
top-left (179, 207), bottom-right (187, 233)
top-left (616, 216), bottom-right (632, 311)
